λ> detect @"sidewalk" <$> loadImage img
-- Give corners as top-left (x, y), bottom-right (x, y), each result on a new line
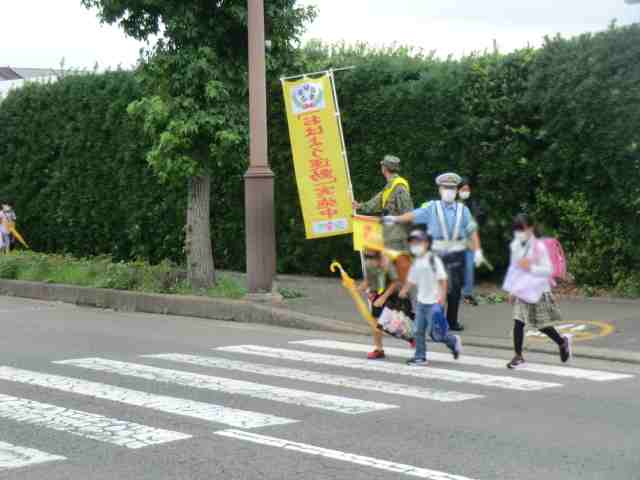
top-left (271, 272), bottom-right (640, 355)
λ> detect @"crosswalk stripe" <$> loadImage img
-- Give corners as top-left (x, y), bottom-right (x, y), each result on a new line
top-left (0, 366), bottom-right (296, 429)
top-left (291, 340), bottom-right (634, 382)
top-left (215, 429), bottom-right (476, 480)
top-left (144, 353), bottom-right (483, 403)
top-left (56, 358), bottom-right (396, 414)
top-left (0, 441), bottom-right (65, 471)
top-left (216, 345), bottom-right (562, 391)
top-left (0, 393), bottom-right (190, 449)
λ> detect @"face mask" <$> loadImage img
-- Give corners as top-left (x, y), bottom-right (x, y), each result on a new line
top-left (410, 244), bottom-right (426, 257)
top-left (440, 189), bottom-right (457, 203)
top-left (514, 231), bottom-right (529, 243)
top-left (459, 191), bottom-right (470, 201)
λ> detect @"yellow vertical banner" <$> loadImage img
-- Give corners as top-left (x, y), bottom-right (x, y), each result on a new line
top-left (282, 73), bottom-right (353, 239)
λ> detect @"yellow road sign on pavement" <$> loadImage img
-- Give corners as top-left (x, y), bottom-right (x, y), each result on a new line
top-left (526, 321), bottom-right (614, 343)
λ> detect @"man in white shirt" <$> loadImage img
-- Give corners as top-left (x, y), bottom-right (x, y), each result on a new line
top-left (400, 228), bottom-right (462, 365)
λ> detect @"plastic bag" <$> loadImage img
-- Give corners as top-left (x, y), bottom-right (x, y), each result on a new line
top-left (430, 304), bottom-right (449, 342)
top-left (502, 264), bottom-right (549, 304)
top-left (377, 297), bottom-right (415, 342)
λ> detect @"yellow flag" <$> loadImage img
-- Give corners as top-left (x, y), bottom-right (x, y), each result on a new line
top-left (282, 74), bottom-right (353, 239)
top-left (352, 215), bottom-right (384, 252)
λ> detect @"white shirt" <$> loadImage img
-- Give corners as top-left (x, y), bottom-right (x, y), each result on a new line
top-left (408, 253), bottom-right (448, 305)
top-left (510, 237), bottom-right (553, 292)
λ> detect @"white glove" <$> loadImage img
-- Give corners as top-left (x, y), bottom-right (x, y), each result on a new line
top-left (474, 249), bottom-right (485, 268)
top-left (382, 216), bottom-right (397, 226)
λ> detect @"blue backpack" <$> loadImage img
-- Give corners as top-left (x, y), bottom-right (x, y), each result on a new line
top-left (430, 304), bottom-right (449, 342)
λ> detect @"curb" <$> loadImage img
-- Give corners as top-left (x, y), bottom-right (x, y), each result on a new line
top-left (1, 279), bottom-right (639, 365)
top-left (0, 279), bottom-right (364, 336)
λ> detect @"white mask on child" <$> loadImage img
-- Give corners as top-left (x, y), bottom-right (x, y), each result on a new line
top-left (514, 231), bottom-right (529, 243)
top-left (459, 191), bottom-right (470, 200)
top-left (440, 189), bottom-right (457, 203)
top-left (410, 244), bottom-right (426, 257)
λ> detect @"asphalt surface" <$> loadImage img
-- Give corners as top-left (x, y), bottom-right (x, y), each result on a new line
top-left (0, 296), bottom-right (638, 480)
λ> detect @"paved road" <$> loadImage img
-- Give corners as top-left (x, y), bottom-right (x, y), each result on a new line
top-left (0, 296), bottom-right (638, 480)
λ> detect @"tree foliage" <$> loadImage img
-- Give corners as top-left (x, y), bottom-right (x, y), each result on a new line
top-left (1, 23), bottom-right (639, 292)
top-left (79, 0), bottom-right (315, 287)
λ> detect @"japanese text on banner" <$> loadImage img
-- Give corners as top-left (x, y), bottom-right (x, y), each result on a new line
top-left (282, 74), bottom-right (352, 240)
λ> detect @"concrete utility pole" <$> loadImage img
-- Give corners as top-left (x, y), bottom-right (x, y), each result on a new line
top-left (244, 0), bottom-right (277, 294)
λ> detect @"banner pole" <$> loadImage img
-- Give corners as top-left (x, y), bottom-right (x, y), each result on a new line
top-left (327, 69), bottom-right (366, 280)
top-left (280, 66), bottom-right (355, 82)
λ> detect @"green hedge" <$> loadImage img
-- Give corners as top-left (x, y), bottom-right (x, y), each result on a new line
top-left (1, 24), bottom-right (639, 291)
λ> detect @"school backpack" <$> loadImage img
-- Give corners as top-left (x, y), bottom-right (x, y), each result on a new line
top-left (538, 238), bottom-right (567, 283)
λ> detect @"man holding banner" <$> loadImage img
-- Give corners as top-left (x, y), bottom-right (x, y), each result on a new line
top-left (354, 155), bottom-right (414, 281)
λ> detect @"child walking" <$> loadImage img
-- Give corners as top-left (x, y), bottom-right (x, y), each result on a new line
top-left (506, 213), bottom-right (571, 369)
top-left (358, 249), bottom-right (401, 360)
top-left (400, 229), bottom-right (462, 366)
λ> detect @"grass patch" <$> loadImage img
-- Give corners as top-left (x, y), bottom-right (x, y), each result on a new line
top-left (278, 287), bottom-right (306, 300)
top-left (0, 252), bottom-right (245, 299)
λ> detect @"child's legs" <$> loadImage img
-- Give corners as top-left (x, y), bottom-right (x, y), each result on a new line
top-left (539, 326), bottom-right (564, 346)
top-left (413, 303), bottom-right (432, 360)
top-left (442, 331), bottom-right (459, 351)
top-left (372, 328), bottom-right (384, 351)
top-left (513, 320), bottom-right (525, 356)
top-left (370, 293), bottom-right (385, 351)
top-left (463, 249), bottom-right (475, 297)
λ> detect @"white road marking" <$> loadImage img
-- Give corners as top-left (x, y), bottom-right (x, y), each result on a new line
top-left (56, 358), bottom-right (395, 414)
top-left (145, 353), bottom-right (483, 403)
top-left (0, 393), bottom-right (190, 449)
top-left (291, 340), bottom-right (634, 382)
top-left (215, 430), bottom-right (476, 480)
top-left (0, 366), bottom-right (295, 429)
top-left (0, 441), bottom-right (65, 471)
top-left (216, 345), bottom-right (561, 391)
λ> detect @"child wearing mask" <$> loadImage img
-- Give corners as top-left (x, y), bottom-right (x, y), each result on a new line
top-left (358, 249), bottom-right (401, 360)
top-left (400, 228), bottom-right (462, 366)
top-left (506, 213), bottom-right (571, 369)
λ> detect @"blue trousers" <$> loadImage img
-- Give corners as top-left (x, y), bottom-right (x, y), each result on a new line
top-left (463, 249), bottom-right (475, 297)
top-left (413, 302), bottom-right (458, 361)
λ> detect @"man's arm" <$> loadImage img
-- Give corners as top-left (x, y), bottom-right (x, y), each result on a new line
top-left (399, 280), bottom-right (414, 299)
top-left (471, 230), bottom-right (481, 251)
top-left (383, 210), bottom-right (417, 225)
top-left (355, 192), bottom-right (383, 215)
top-left (373, 280), bottom-right (400, 307)
top-left (464, 206), bottom-right (486, 266)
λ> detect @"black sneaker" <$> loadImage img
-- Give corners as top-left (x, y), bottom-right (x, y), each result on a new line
top-left (452, 335), bottom-right (462, 360)
top-left (406, 358), bottom-right (429, 366)
top-left (450, 324), bottom-right (465, 332)
top-left (560, 335), bottom-right (572, 363)
top-left (507, 356), bottom-right (526, 369)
